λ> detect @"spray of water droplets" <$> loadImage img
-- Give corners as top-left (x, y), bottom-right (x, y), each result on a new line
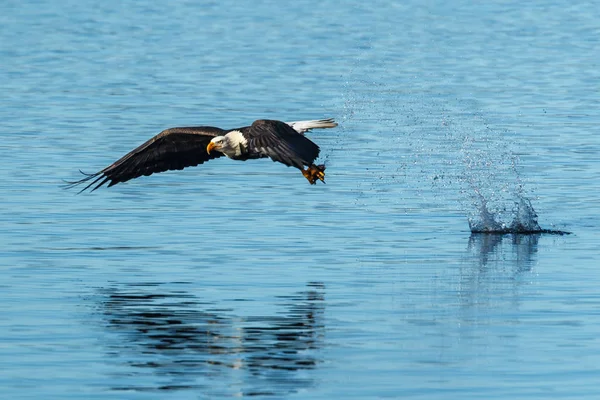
top-left (337, 65), bottom-right (566, 233)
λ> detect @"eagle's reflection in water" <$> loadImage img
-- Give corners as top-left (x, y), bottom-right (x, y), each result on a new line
top-left (100, 281), bottom-right (325, 396)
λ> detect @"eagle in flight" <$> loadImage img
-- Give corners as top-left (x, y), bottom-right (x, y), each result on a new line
top-left (67, 118), bottom-right (337, 192)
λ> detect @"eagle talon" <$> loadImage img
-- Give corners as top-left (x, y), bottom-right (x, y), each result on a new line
top-left (302, 164), bottom-right (326, 184)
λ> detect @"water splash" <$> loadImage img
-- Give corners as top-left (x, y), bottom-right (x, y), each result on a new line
top-left (468, 194), bottom-right (504, 233)
top-left (338, 60), bottom-right (570, 235)
top-left (469, 195), bottom-right (569, 235)
top-left (510, 197), bottom-right (542, 232)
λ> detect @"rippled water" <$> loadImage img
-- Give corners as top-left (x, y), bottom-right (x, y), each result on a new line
top-left (2, 0), bottom-right (600, 398)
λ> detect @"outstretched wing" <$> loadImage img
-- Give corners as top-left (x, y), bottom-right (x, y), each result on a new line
top-left (244, 119), bottom-right (320, 169)
top-left (66, 127), bottom-right (226, 192)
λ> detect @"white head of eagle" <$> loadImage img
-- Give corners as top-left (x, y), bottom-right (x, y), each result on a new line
top-left (207, 130), bottom-right (247, 158)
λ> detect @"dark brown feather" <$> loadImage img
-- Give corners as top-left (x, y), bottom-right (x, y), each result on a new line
top-left (242, 120), bottom-right (320, 169)
top-left (65, 127), bottom-right (225, 192)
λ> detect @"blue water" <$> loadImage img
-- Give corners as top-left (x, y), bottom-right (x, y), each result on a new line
top-left (2, 0), bottom-right (600, 398)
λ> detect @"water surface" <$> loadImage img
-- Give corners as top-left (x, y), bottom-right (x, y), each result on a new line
top-left (1, 0), bottom-right (600, 398)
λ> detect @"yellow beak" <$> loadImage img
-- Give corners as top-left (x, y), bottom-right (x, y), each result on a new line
top-left (206, 142), bottom-right (217, 155)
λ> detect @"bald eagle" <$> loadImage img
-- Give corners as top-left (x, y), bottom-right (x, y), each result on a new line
top-left (66, 118), bottom-right (337, 192)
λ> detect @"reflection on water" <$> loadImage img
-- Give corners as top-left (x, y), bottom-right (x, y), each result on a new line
top-left (100, 281), bottom-right (325, 396)
top-left (468, 232), bottom-right (540, 273)
top-left (459, 233), bottom-right (540, 314)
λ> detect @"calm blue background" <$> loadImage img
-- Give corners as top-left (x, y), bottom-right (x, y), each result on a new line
top-left (1, 0), bottom-right (599, 398)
